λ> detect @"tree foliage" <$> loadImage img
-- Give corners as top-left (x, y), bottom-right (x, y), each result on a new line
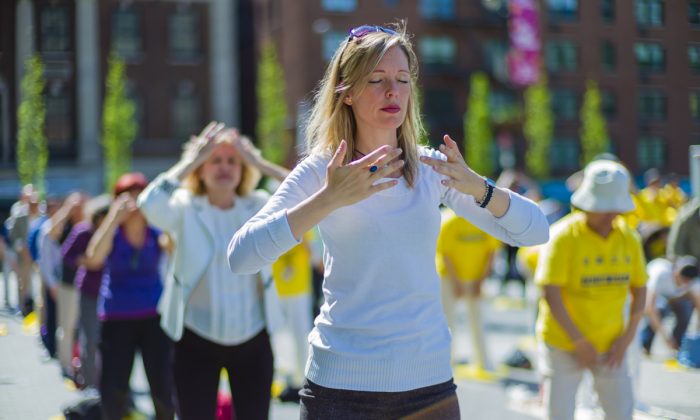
top-left (579, 79), bottom-right (609, 166)
top-left (256, 40), bottom-right (289, 165)
top-left (464, 72), bottom-right (494, 177)
top-left (524, 77), bottom-right (553, 179)
top-left (102, 53), bottom-right (138, 192)
top-left (16, 55), bottom-right (48, 193)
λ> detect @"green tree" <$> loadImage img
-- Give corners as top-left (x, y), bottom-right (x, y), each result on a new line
top-left (524, 77), bottom-right (554, 179)
top-left (464, 72), bottom-right (494, 177)
top-left (16, 55), bottom-right (48, 193)
top-left (579, 79), bottom-right (609, 165)
top-left (256, 40), bottom-right (288, 165)
top-left (102, 53), bottom-right (138, 192)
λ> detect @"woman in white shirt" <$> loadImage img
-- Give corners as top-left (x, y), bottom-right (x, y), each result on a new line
top-left (227, 23), bottom-right (549, 419)
top-left (138, 123), bottom-right (289, 420)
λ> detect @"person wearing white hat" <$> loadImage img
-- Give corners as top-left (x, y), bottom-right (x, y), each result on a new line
top-left (535, 160), bottom-right (648, 420)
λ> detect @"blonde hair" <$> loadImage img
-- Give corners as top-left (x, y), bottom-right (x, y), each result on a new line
top-left (182, 136), bottom-right (261, 197)
top-left (305, 22), bottom-right (425, 187)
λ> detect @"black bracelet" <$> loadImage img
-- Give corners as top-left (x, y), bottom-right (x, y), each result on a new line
top-left (479, 180), bottom-right (494, 209)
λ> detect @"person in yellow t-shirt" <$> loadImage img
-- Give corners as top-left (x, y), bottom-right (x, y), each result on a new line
top-left (437, 208), bottom-right (501, 369)
top-left (535, 160), bottom-right (647, 420)
top-left (659, 173), bottom-right (687, 210)
top-left (635, 169), bottom-right (677, 227)
top-left (272, 233), bottom-right (314, 401)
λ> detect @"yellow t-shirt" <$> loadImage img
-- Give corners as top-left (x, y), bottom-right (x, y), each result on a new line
top-left (535, 212), bottom-right (647, 353)
top-left (436, 210), bottom-right (501, 282)
top-left (272, 236), bottom-right (312, 297)
top-left (659, 184), bottom-right (687, 209)
top-left (635, 188), bottom-right (677, 227)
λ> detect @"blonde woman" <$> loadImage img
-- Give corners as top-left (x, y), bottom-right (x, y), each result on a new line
top-left (228, 24), bottom-right (549, 418)
top-left (138, 123), bottom-right (289, 420)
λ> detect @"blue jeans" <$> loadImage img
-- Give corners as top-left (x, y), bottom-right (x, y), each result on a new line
top-left (640, 297), bottom-right (693, 352)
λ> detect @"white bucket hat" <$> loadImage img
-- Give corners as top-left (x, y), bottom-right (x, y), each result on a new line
top-left (570, 160), bottom-right (635, 213)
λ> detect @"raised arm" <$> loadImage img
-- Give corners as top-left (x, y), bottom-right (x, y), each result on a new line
top-left (85, 194), bottom-right (133, 269)
top-left (227, 141), bottom-right (403, 274)
top-left (421, 135), bottom-right (549, 247)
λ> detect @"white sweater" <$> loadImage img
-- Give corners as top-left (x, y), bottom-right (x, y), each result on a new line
top-left (228, 147), bottom-right (549, 392)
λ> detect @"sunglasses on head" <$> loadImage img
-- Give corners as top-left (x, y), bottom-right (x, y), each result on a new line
top-left (348, 25), bottom-right (398, 40)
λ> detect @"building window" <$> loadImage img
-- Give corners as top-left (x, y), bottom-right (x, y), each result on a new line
top-left (635, 0), bottom-right (664, 27)
top-left (550, 137), bottom-right (579, 173)
top-left (545, 40), bottom-right (578, 72)
top-left (321, 0), bottom-right (357, 12)
top-left (419, 0), bottom-right (455, 20)
top-left (169, 7), bottom-right (200, 62)
top-left (689, 45), bottom-right (700, 72)
top-left (172, 80), bottom-right (201, 141)
top-left (552, 90), bottom-right (578, 121)
top-left (419, 36), bottom-right (457, 65)
top-left (602, 91), bottom-right (616, 118)
top-left (635, 43), bottom-right (665, 73)
top-left (489, 91), bottom-right (521, 124)
top-left (424, 89), bottom-right (458, 146)
top-left (637, 136), bottom-right (665, 169)
top-left (40, 5), bottom-right (70, 53)
top-left (690, 1), bottom-right (700, 25)
top-left (482, 40), bottom-right (509, 83)
top-left (601, 0), bottom-right (615, 22)
top-left (45, 79), bottom-right (74, 150)
top-left (322, 31), bottom-right (346, 61)
top-left (112, 6), bottom-right (141, 60)
top-left (638, 91), bottom-right (666, 120)
top-left (601, 41), bottom-right (616, 72)
top-left (547, 0), bottom-right (578, 21)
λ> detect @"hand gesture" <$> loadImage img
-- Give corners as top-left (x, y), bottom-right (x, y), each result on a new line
top-left (321, 140), bottom-right (404, 209)
top-left (604, 334), bottom-right (632, 369)
top-left (182, 121), bottom-right (227, 166)
top-left (573, 338), bottom-right (599, 369)
top-left (109, 193), bottom-right (138, 225)
top-left (229, 132), bottom-right (263, 167)
top-left (420, 135), bottom-right (486, 198)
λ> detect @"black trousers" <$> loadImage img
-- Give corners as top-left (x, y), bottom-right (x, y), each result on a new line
top-left (300, 378), bottom-right (460, 420)
top-left (41, 285), bottom-right (57, 358)
top-left (99, 316), bottom-right (174, 420)
top-left (173, 328), bottom-right (274, 420)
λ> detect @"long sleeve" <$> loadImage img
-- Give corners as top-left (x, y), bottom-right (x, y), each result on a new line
top-left (422, 146), bottom-right (549, 247)
top-left (137, 174), bottom-right (186, 234)
top-left (62, 224), bottom-right (90, 269)
top-left (38, 227), bottom-right (60, 288)
top-left (228, 156), bottom-right (325, 275)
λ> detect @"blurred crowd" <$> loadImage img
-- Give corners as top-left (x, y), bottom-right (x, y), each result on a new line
top-left (1, 142), bottom-right (699, 419)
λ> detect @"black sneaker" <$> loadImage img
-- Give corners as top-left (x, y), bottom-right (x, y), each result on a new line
top-left (278, 386), bottom-right (301, 404)
top-left (504, 349), bottom-right (532, 370)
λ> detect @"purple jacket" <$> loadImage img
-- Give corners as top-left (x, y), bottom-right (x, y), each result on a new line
top-left (61, 222), bottom-right (104, 297)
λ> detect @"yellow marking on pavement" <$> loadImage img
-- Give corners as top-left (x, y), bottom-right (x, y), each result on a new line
top-left (492, 296), bottom-right (526, 311)
top-left (271, 379), bottom-right (285, 398)
top-left (454, 363), bottom-right (504, 383)
top-left (63, 378), bottom-right (77, 391)
top-left (0, 323), bottom-right (8, 336)
top-left (48, 415), bottom-right (65, 420)
top-left (663, 358), bottom-right (690, 372)
top-left (517, 336), bottom-right (537, 352)
top-left (21, 311), bottom-right (38, 335)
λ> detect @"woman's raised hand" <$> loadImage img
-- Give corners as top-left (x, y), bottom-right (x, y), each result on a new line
top-left (420, 135), bottom-right (486, 199)
top-left (321, 140), bottom-right (404, 209)
top-left (182, 121), bottom-right (227, 165)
